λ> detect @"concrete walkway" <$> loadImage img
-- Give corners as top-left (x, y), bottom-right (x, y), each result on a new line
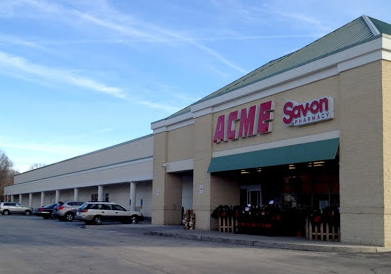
top-left (145, 225), bottom-right (391, 253)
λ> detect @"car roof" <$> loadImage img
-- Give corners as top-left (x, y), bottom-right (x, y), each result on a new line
top-left (84, 201), bottom-right (116, 204)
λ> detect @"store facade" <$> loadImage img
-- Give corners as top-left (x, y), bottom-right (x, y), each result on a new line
top-left (151, 16), bottom-right (391, 247)
top-left (4, 16), bottom-right (391, 247)
top-left (5, 135), bottom-right (154, 218)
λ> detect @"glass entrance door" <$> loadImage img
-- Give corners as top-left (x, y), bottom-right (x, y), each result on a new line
top-left (249, 190), bottom-right (261, 206)
top-left (240, 185), bottom-right (262, 207)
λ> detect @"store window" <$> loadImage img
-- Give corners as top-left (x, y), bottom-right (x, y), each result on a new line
top-left (223, 158), bottom-right (339, 211)
top-left (90, 193), bottom-right (110, 202)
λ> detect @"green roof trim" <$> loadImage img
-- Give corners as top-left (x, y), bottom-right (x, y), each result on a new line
top-left (207, 138), bottom-right (339, 173)
top-left (369, 17), bottom-right (391, 36)
top-left (158, 16), bottom-right (391, 122)
top-left (197, 16), bottom-right (374, 104)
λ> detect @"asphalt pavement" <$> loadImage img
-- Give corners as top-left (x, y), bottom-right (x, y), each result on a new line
top-left (88, 220), bottom-right (391, 253)
top-left (1, 215), bottom-right (391, 274)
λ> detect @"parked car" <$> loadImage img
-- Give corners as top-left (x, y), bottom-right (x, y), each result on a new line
top-left (52, 201), bottom-right (84, 222)
top-left (0, 202), bottom-right (33, 215)
top-left (34, 202), bottom-right (63, 219)
top-left (75, 201), bottom-right (144, 225)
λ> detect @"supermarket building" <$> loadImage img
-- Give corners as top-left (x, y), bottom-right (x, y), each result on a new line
top-left (5, 16), bottom-right (391, 247)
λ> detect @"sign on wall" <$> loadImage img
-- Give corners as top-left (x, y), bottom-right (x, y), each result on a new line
top-left (212, 96), bottom-right (334, 143)
top-left (213, 100), bottom-right (275, 143)
top-left (283, 96), bottom-right (334, 127)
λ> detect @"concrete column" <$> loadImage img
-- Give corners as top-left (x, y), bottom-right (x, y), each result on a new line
top-left (40, 192), bottom-right (45, 206)
top-left (98, 186), bottom-right (104, 202)
top-left (55, 190), bottom-right (60, 203)
top-left (29, 193), bottom-right (33, 208)
top-left (10, 195), bottom-right (14, 202)
top-left (19, 194), bottom-right (22, 204)
top-left (74, 188), bottom-right (79, 201)
top-left (130, 182), bottom-right (136, 211)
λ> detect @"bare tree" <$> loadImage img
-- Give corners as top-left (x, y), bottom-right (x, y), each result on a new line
top-left (0, 150), bottom-right (16, 201)
top-left (29, 163), bottom-right (46, 170)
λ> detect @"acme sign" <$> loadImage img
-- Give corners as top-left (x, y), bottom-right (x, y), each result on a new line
top-left (213, 101), bottom-right (274, 143)
top-left (283, 96), bottom-right (334, 127)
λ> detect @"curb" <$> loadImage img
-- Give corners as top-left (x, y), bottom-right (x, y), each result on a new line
top-left (146, 231), bottom-right (391, 253)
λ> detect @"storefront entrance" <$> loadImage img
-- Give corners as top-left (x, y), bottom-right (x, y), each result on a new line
top-left (214, 157), bottom-right (339, 237)
top-left (240, 185), bottom-right (262, 207)
top-left (234, 159), bottom-right (339, 211)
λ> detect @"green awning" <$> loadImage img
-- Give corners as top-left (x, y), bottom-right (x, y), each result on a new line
top-left (207, 138), bottom-right (339, 173)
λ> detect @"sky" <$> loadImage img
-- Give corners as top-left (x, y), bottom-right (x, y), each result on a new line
top-left (0, 0), bottom-right (390, 173)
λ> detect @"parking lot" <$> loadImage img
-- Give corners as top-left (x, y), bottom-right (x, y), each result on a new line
top-left (1, 215), bottom-right (391, 274)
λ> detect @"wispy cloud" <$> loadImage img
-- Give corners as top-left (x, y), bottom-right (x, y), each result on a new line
top-left (135, 100), bottom-right (181, 113)
top-left (0, 50), bottom-right (183, 113)
top-left (172, 93), bottom-right (201, 105)
top-left (195, 34), bottom-right (321, 41)
top-left (0, 33), bottom-right (49, 51)
top-left (272, 11), bottom-right (332, 32)
top-left (8, 0), bottom-right (248, 74)
top-left (66, 76), bottom-right (126, 99)
top-left (79, 11), bottom-right (248, 74)
top-left (0, 50), bottom-right (127, 98)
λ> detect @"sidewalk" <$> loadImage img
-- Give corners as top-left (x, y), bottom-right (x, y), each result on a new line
top-left (145, 225), bottom-right (391, 253)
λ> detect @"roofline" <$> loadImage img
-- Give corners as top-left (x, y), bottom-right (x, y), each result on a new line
top-left (152, 35), bottom-right (387, 132)
top-left (362, 15), bottom-right (381, 36)
top-left (15, 134), bottom-right (153, 177)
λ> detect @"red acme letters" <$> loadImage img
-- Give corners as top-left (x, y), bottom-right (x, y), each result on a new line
top-left (213, 101), bottom-right (275, 143)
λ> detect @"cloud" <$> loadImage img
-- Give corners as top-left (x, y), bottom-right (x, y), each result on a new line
top-left (0, 50), bottom-right (183, 113)
top-left (10, 0), bottom-right (248, 74)
top-left (0, 33), bottom-right (48, 50)
top-left (272, 11), bottom-right (332, 32)
top-left (0, 50), bottom-right (127, 98)
top-left (66, 76), bottom-right (126, 99)
top-left (78, 11), bottom-right (249, 73)
top-left (135, 100), bottom-right (181, 113)
top-left (195, 34), bottom-right (321, 42)
top-left (172, 93), bottom-right (201, 105)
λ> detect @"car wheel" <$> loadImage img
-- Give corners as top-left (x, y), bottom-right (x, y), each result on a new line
top-left (25, 210), bottom-right (32, 216)
top-left (130, 215), bottom-right (139, 224)
top-left (65, 212), bottom-right (74, 222)
top-left (3, 210), bottom-right (10, 215)
top-left (92, 216), bottom-right (103, 225)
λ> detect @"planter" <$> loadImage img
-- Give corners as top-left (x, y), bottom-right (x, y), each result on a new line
top-left (305, 218), bottom-right (340, 241)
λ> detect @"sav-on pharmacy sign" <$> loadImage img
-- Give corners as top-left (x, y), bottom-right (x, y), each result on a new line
top-left (283, 96), bottom-right (334, 127)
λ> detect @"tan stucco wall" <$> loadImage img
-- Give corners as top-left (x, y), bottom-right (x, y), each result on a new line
top-left (193, 75), bottom-right (341, 230)
top-left (14, 135), bottom-right (154, 184)
top-left (193, 114), bottom-right (211, 229)
top-left (152, 131), bottom-right (184, 225)
top-left (167, 125), bottom-right (195, 161)
top-left (152, 132), bottom-right (167, 224)
top-left (212, 76), bottom-right (340, 153)
top-left (383, 60), bottom-right (391, 247)
top-left (339, 60), bottom-right (385, 246)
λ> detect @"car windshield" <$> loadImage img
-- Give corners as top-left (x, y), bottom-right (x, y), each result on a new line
top-left (79, 203), bottom-right (87, 209)
top-left (112, 205), bottom-right (126, 211)
top-left (69, 202), bottom-right (84, 206)
top-left (43, 203), bottom-right (57, 209)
